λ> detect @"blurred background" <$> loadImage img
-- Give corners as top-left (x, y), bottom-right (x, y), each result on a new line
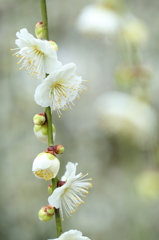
top-left (1, 0), bottom-right (159, 239)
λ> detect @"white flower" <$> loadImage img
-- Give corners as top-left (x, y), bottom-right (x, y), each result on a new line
top-left (32, 152), bottom-right (60, 180)
top-left (95, 91), bottom-right (158, 149)
top-left (76, 4), bottom-right (122, 39)
top-left (34, 63), bottom-right (87, 117)
top-left (33, 123), bottom-right (56, 144)
top-left (11, 28), bottom-right (62, 79)
top-left (48, 229), bottom-right (90, 240)
top-left (48, 162), bottom-right (92, 219)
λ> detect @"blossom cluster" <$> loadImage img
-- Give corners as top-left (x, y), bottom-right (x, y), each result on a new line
top-left (11, 28), bottom-right (87, 117)
top-left (12, 26), bottom-right (91, 240)
top-left (32, 149), bottom-right (92, 219)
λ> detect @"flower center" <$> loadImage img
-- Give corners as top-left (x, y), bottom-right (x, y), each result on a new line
top-left (33, 45), bottom-right (45, 57)
top-left (50, 80), bottom-right (67, 97)
top-left (11, 45), bottom-right (45, 78)
top-left (34, 169), bottom-right (54, 180)
top-left (49, 80), bottom-right (69, 105)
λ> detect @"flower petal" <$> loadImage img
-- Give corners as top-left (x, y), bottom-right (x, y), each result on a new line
top-left (44, 56), bottom-right (62, 74)
top-left (32, 154), bottom-right (52, 171)
top-left (61, 162), bottom-right (78, 181)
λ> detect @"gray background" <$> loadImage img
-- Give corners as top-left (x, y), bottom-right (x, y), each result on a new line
top-left (1, 0), bottom-right (159, 240)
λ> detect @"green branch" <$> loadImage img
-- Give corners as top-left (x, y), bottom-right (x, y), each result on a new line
top-left (52, 177), bottom-right (63, 237)
top-left (45, 106), bottom-right (54, 146)
top-left (40, 0), bottom-right (49, 40)
top-left (40, 0), bottom-right (63, 237)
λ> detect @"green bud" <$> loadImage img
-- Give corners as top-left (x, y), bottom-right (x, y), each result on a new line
top-left (38, 205), bottom-right (54, 222)
top-left (38, 208), bottom-right (53, 222)
top-left (48, 183), bottom-right (53, 195)
top-left (49, 40), bottom-right (58, 51)
top-left (33, 123), bottom-right (56, 144)
top-left (35, 21), bottom-right (44, 39)
top-left (46, 208), bottom-right (54, 215)
top-left (54, 145), bottom-right (65, 154)
top-left (41, 124), bottom-right (48, 135)
top-left (33, 113), bottom-right (46, 125)
top-left (34, 125), bottom-right (41, 132)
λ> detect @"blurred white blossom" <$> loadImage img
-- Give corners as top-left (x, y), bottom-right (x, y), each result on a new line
top-left (76, 4), bottom-right (122, 40)
top-left (95, 91), bottom-right (158, 149)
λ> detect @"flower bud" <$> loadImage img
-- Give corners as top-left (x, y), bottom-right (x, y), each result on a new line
top-left (34, 123), bottom-right (56, 144)
top-left (49, 40), bottom-right (58, 51)
top-left (54, 145), bottom-right (65, 154)
top-left (35, 21), bottom-right (44, 39)
top-left (32, 152), bottom-right (60, 180)
top-left (46, 144), bottom-right (64, 155)
top-left (48, 183), bottom-right (53, 195)
top-left (33, 113), bottom-right (46, 125)
top-left (38, 205), bottom-right (54, 221)
top-left (46, 207), bottom-right (55, 215)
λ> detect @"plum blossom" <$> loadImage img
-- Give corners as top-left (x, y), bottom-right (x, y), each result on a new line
top-left (34, 63), bottom-right (87, 117)
top-left (48, 162), bottom-right (92, 219)
top-left (11, 28), bottom-right (62, 79)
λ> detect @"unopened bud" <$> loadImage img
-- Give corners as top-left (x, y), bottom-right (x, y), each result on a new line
top-left (46, 144), bottom-right (64, 155)
top-left (49, 40), bottom-right (58, 51)
top-left (46, 207), bottom-right (55, 215)
top-left (54, 145), bottom-right (65, 154)
top-left (33, 113), bottom-right (46, 125)
top-left (35, 21), bottom-right (44, 39)
top-left (32, 152), bottom-right (60, 180)
top-left (48, 183), bottom-right (53, 195)
top-left (34, 123), bottom-right (56, 144)
top-left (38, 205), bottom-right (54, 222)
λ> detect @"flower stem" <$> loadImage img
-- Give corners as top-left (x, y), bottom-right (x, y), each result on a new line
top-left (40, 0), bottom-right (49, 40)
top-left (45, 106), bottom-right (54, 146)
top-left (52, 177), bottom-right (63, 237)
top-left (40, 0), bottom-right (63, 237)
